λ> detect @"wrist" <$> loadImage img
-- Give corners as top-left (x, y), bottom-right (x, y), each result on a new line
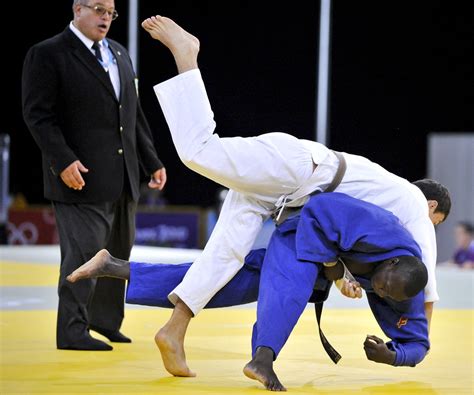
top-left (323, 260), bottom-right (344, 281)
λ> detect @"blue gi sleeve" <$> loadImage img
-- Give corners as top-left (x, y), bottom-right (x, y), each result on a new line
top-left (366, 290), bottom-right (430, 367)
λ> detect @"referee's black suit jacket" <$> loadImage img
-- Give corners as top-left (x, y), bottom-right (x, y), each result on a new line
top-left (22, 26), bottom-right (163, 203)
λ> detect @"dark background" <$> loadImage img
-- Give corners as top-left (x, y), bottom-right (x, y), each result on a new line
top-left (4, 1), bottom-right (473, 207)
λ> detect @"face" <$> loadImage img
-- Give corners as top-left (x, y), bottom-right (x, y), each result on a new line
top-left (428, 200), bottom-right (446, 226)
top-left (74, 1), bottom-right (116, 42)
top-left (370, 259), bottom-right (408, 302)
top-left (454, 225), bottom-right (472, 248)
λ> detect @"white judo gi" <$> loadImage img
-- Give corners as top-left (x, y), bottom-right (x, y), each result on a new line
top-left (154, 69), bottom-right (438, 315)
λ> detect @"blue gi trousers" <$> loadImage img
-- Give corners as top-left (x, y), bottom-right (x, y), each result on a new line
top-left (126, 248), bottom-right (265, 309)
top-left (252, 223), bottom-right (320, 358)
top-left (126, 232), bottom-right (319, 359)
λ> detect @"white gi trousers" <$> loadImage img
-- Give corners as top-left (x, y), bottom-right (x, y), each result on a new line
top-left (154, 69), bottom-right (438, 314)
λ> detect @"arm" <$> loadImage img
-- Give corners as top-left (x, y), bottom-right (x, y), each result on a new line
top-left (322, 261), bottom-right (343, 281)
top-left (118, 45), bottom-right (165, 186)
top-left (22, 45), bottom-right (78, 175)
top-left (365, 291), bottom-right (429, 367)
top-left (132, 71), bottom-right (166, 188)
top-left (135, 97), bottom-right (165, 175)
top-left (404, 216), bottom-right (439, 331)
top-left (291, 207), bottom-right (364, 299)
top-left (148, 167), bottom-right (167, 190)
top-left (323, 261), bottom-right (362, 299)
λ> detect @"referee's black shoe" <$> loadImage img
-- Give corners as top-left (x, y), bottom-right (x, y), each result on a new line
top-left (89, 325), bottom-right (132, 343)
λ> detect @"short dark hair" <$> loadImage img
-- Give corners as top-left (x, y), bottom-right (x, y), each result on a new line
top-left (412, 178), bottom-right (451, 219)
top-left (457, 221), bottom-right (474, 235)
top-left (396, 256), bottom-right (428, 298)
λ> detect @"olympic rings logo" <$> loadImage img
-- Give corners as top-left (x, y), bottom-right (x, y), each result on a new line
top-left (7, 222), bottom-right (39, 244)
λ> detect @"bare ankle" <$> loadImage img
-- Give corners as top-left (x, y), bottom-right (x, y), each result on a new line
top-left (175, 299), bottom-right (194, 317)
top-left (254, 346), bottom-right (275, 363)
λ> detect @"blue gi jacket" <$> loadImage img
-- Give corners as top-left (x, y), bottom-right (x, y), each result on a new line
top-left (274, 192), bottom-right (430, 366)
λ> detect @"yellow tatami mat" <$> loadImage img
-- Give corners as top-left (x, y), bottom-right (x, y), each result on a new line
top-left (1, 258), bottom-right (473, 394)
top-left (1, 261), bottom-right (58, 286)
top-left (1, 309), bottom-right (473, 394)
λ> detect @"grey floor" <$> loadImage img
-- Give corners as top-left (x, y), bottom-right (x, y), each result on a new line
top-left (1, 245), bottom-right (473, 310)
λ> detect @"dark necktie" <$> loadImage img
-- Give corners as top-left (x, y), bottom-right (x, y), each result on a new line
top-left (92, 41), bottom-right (103, 62)
top-left (92, 41), bottom-right (116, 97)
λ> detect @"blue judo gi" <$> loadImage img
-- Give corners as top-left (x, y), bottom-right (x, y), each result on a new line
top-left (127, 193), bottom-right (430, 367)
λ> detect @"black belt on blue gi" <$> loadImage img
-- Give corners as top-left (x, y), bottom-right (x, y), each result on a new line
top-left (272, 150), bottom-right (347, 364)
top-left (313, 279), bottom-right (341, 364)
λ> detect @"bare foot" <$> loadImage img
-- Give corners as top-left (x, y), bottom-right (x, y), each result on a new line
top-left (66, 249), bottom-right (129, 282)
top-left (141, 15), bottom-right (200, 73)
top-left (155, 327), bottom-right (196, 377)
top-left (243, 347), bottom-right (286, 391)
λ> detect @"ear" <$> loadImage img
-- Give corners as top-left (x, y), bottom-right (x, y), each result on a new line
top-left (428, 200), bottom-right (438, 211)
top-left (73, 4), bottom-right (80, 17)
top-left (389, 258), bottom-right (399, 266)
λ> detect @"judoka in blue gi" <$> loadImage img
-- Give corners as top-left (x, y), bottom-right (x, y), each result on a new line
top-left (67, 193), bottom-right (429, 391)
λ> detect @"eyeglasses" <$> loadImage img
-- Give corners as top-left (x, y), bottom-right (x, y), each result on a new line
top-left (83, 4), bottom-right (119, 20)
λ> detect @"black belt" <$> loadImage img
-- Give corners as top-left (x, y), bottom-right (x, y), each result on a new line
top-left (312, 277), bottom-right (341, 364)
top-left (315, 301), bottom-right (341, 364)
top-left (272, 150), bottom-right (347, 226)
top-left (324, 151), bottom-right (347, 193)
